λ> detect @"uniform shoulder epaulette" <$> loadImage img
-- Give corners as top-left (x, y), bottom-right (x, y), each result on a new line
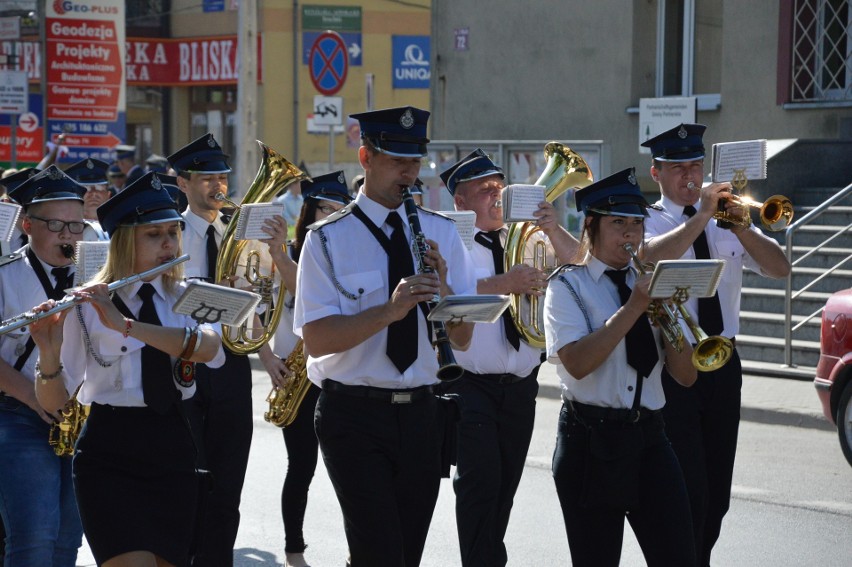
top-left (308, 201), bottom-right (356, 231)
top-left (416, 205), bottom-right (452, 221)
top-left (547, 263), bottom-right (581, 280)
top-left (0, 250), bottom-right (25, 269)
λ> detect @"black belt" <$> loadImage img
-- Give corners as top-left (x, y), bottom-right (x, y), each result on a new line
top-left (467, 371), bottom-right (528, 385)
top-left (321, 379), bottom-right (434, 404)
top-left (564, 398), bottom-right (660, 424)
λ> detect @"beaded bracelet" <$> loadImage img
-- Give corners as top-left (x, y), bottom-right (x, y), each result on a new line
top-left (123, 318), bottom-right (133, 338)
top-left (35, 362), bottom-right (64, 385)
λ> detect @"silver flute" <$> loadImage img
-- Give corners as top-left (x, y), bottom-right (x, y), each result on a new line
top-left (0, 255), bottom-right (190, 336)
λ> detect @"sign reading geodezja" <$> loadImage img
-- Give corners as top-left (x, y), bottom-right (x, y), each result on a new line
top-left (46, 1), bottom-right (125, 123)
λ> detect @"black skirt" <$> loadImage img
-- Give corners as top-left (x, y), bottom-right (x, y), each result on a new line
top-left (73, 403), bottom-right (199, 566)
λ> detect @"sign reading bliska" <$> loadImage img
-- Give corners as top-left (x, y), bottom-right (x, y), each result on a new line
top-left (392, 36), bottom-right (430, 89)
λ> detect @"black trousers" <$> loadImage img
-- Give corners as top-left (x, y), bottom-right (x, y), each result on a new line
top-left (184, 350), bottom-right (254, 567)
top-left (281, 383), bottom-right (321, 554)
top-left (552, 405), bottom-right (696, 567)
top-left (315, 382), bottom-right (441, 567)
top-left (662, 349), bottom-right (742, 567)
top-left (446, 369), bottom-right (538, 567)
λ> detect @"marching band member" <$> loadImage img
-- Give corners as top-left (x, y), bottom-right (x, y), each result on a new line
top-left (0, 168), bottom-right (40, 254)
top-left (263, 171), bottom-right (352, 567)
top-left (0, 166), bottom-right (86, 567)
top-left (294, 106), bottom-right (477, 567)
top-left (641, 124), bottom-right (790, 566)
top-left (64, 158), bottom-right (112, 241)
top-left (30, 172), bottom-right (225, 567)
top-left (440, 149), bottom-right (579, 566)
top-left (544, 168), bottom-right (697, 567)
top-left (168, 134), bottom-right (287, 566)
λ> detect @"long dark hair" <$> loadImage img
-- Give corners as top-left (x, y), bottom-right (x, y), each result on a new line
top-left (292, 198), bottom-right (320, 262)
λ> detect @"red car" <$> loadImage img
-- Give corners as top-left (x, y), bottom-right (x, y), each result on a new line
top-left (815, 289), bottom-right (852, 467)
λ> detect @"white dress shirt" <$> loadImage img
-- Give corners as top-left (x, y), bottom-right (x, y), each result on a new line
top-left (60, 276), bottom-right (225, 407)
top-left (294, 191), bottom-right (477, 389)
top-left (452, 227), bottom-right (541, 377)
top-left (181, 208), bottom-right (228, 280)
top-left (544, 255), bottom-right (667, 411)
top-left (644, 194), bottom-right (763, 338)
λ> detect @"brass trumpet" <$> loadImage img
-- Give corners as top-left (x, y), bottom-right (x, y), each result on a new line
top-left (623, 244), bottom-right (733, 372)
top-left (687, 181), bottom-right (793, 231)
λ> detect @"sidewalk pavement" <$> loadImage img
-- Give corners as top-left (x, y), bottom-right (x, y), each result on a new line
top-left (535, 361), bottom-right (833, 431)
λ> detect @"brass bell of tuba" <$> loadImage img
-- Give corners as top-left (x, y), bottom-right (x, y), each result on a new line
top-left (264, 338), bottom-right (310, 427)
top-left (504, 143), bottom-right (595, 349)
top-left (216, 142), bottom-right (310, 354)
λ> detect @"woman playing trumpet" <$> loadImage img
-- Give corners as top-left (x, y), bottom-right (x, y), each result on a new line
top-left (543, 168), bottom-right (697, 567)
top-left (30, 172), bottom-right (226, 567)
top-left (261, 171), bottom-right (352, 567)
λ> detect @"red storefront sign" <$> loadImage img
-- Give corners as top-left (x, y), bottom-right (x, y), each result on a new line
top-left (46, 17), bottom-right (123, 121)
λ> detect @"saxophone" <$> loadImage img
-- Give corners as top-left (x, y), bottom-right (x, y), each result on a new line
top-left (263, 338), bottom-right (310, 427)
top-left (49, 392), bottom-right (89, 457)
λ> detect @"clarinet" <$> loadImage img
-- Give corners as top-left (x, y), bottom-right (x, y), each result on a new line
top-left (401, 187), bottom-right (464, 382)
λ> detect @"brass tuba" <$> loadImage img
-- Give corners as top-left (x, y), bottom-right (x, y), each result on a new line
top-left (264, 338), bottom-right (310, 427)
top-left (216, 142), bottom-right (309, 354)
top-left (504, 143), bottom-right (595, 348)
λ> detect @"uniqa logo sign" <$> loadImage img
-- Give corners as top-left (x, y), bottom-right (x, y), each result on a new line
top-left (395, 44), bottom-right (430, 81)
top-left (53, 0), bottom-right (119, 15)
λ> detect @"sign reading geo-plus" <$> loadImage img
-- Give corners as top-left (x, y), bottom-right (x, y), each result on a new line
top-left (45, 0), bottom-right (126, 163)
top-left (309, 31), bottom-right (348, 96)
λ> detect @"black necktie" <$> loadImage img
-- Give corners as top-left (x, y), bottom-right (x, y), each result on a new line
top-left (683, 205), bottom-right (725, 336)
top-left (205, 224), bottom-right (218, 281)
top-left (50, 266), bottom-right (71, 300)
top-left (475, 230), bottom-right (521, 350)
top-left (604, 269), bottom-right (659, 378)
top-left (385, 212), bottom-right (418, 373)
top-left (137, 284), bottom-right (177, 413)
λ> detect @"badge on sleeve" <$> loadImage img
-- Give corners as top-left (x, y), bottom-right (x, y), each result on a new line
top-left (173, 359), bottom-right (195, 388)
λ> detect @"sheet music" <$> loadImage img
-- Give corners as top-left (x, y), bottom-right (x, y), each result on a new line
top-left (439, 210), bottom-right (476, 250)
top-left (235, 203), bottom-right (286, 241)
top-left (503, 184), bottom-right (545, 222)
top-left (711, 139), bottom-right (767, 183)
top-left (74, 241), bottom-right (110, 286)
top-left (173, 280), bottom-right (262, 326)
top-left (648, 260), bottom-right (725, 299)
top-left (0, 201), bottom-right (22, 242)
top-left (427, 294), bottom-right (511, 324)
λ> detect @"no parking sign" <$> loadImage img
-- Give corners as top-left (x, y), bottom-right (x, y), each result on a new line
top-left (309, 31), bottom-right (348, 95)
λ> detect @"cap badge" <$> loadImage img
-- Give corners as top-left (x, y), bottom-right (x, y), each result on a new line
top-left (207, 136), bottom-right (216, 148)
top-left (46, 167), bottom-right (64, 180)
top-left (399, 108), bottom-right (415, 130)
top-left (678, 125), bottom-right (688, 139)
top-left (337, 173), bottom-right (345, 184)
top-left (628, 172), bottom-right (637, 185)
top-left (152, 175), bottom-right (163, 191)
top-left (85, 159), bottom-right (94, 169)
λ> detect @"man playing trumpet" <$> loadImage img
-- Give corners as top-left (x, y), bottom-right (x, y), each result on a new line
top-left (641, 123), bottom-right (790, 567)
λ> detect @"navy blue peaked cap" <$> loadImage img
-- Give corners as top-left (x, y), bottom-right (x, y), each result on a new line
top-left (440, 148), bottom-right (504, 195)
top-left (0, 168), bottom-right (40, 193)
top-left (301, 171), bottom-right (352, 205)
top-left (641, 123), bottom-right (707, 162)
top-left (65, 158), bottom-right (109, 186)
top-left (350, 106), bottom-right (430, 157)
top-left (8, 166), bottom-right (86, 207)
top-left (167, 133), bottom-right (231, 174)
top-left (574, 167), bottom-right (650, 217)
top-left (97, 172), bottom-right (183, 235)
top-left (114, 144), bottom-right (136, 160)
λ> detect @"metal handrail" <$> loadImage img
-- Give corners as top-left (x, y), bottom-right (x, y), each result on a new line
top-left (783, 181), bottom-right (852, 367)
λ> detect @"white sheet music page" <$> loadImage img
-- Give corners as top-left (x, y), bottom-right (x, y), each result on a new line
top-left (648, 259), bottom-right (726, 299)
top-left (439, 210), bottom-right (476, 250)
top-left (74, 241), bottom-right (110, 286)
top-left (710, 140), bottom-right (767, 183)
top-left (427, 294), bottom-right (511, 324)
top-left (173, 281), bottom-right (262, 326)
top-left (0, 201), bottom-right (22, 242)
top-left (503, 184), bottom-right (545, 222)
top-left (235, 203), bottom-right (286, 241)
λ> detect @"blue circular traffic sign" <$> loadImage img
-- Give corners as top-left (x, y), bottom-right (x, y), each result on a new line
top-left (309, 31), bottom-right (349, 96)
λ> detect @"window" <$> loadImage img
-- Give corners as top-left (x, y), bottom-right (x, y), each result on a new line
top-left (791, 0), bottom-right (851, 102)
top-left (656, 0), bottom-right (722, 109)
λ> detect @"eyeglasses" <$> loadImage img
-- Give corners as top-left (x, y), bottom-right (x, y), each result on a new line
top-left (28, 214), bottom-right (86, 234)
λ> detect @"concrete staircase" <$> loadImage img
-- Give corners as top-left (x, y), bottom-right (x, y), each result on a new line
top-left (737, 183), bottom-right (852, 381)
